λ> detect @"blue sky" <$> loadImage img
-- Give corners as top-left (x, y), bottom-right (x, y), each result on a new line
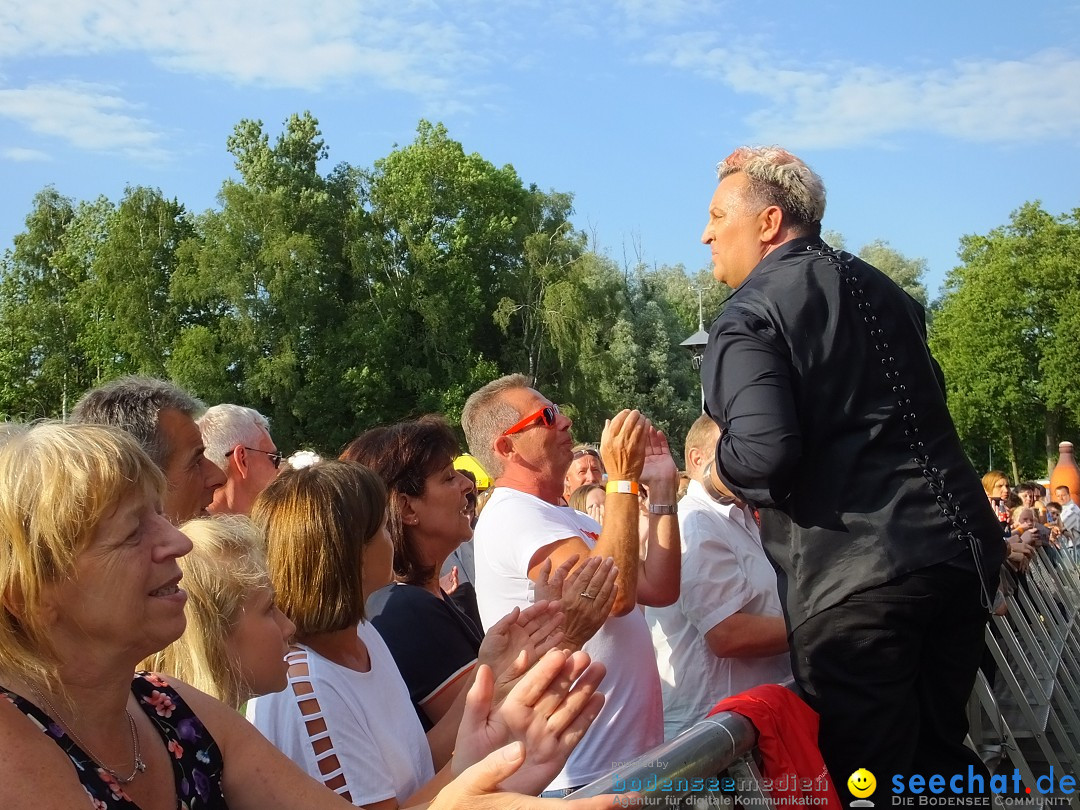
top-left (1, 1), bottom-right (1078, 302)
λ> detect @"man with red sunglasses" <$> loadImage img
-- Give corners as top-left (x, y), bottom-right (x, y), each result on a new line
top-left (461, 374), bottom-right (681, 796)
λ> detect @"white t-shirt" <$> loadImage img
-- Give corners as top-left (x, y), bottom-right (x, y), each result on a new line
top-left (646, 480), bottom-right (792, 740)
top-left (473, 486), bottom-right (664, 790)
top-left (248, 619), bottom-right (434, 806)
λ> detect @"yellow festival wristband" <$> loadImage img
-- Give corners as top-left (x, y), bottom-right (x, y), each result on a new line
top-left (605, 480), bottom-right (640, 495)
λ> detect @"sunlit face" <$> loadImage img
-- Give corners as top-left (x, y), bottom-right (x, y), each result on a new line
top-left (501, 388), bottom-right (574, 477)
top-left (361, 511), bottom-right (395, 597)
top-left (160, 408), bottom-right (226, 523)
top-left (408, 461), bottom-right (475, 551)
top-left (1019, 489), bottom-right (1034, 508)
top-left (565, 454), bottom-right (603, 495)
top-left (226, 584), bottom-right (295, 699)
top-left (701, 172), bottom-right (769, 289)
top-left (245, 427), bottom-right (282, 499)
top-left (990, 478), bottom-right (1009, 500)
top-left (47, 487), bottom-right (193, 662)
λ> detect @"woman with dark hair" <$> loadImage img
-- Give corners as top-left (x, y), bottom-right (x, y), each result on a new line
top-left (341, 418), bottom-right (489, 728)
top-left (342, 418), bottom-right (616, 732)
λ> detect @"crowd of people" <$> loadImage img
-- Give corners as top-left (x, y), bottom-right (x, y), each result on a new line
top-left (0, 145), bottom-right (1040, 808)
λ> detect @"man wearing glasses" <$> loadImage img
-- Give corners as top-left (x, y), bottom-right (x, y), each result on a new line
top-left (462, 373), bottom-right (680, 796)
top-left (71, 376), bottom-right (227, 523)
top-left (198, 404), bottom-right (283, 516)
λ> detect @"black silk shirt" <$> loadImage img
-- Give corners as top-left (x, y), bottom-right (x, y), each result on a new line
top-left (703, 238), bottom-right (1005, 630)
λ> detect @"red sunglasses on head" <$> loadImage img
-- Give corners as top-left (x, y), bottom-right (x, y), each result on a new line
top-left (502, 404), bottom-right (561, 436)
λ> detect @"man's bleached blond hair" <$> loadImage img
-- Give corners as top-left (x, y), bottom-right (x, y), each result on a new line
top-left (718, 146), bottom-right (826, 235)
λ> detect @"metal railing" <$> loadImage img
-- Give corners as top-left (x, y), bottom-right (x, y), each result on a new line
top-left (569, 708), bottom-right (772, 808)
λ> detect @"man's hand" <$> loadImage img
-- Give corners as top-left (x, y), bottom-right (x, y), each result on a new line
top-left (638, 424), bottom-right (678, 503)
top-left (452, 650), bottom-right (607, 794)
top-left (533, 556), bottom-right (618, 651)
top-left (1007, 538), bottom-right (1035, 572)
top-left (600, 410), bottom-right (647, 482)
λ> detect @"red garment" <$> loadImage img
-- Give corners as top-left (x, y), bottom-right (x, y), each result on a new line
top-left (708, 684), bottom-right (842, 807)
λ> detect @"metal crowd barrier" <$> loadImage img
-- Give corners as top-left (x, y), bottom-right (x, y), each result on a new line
top-left (565, 546), bottom-right (1080, 809)
top-left (970, 545), bottom-right (1080, 807)
top-left (568, 698), bottom-right (776, 808)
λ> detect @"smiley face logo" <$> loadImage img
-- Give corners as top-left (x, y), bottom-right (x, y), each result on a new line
top-left (847, 768), bottom-right (876, 799)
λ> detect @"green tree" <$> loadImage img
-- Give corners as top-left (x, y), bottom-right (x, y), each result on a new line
top-left (0, 188), bottom-right (104, 419)
top-left (170, 113), bottom-right (365, 451)
top-left (79, 186), bottom-right (193, 381)
top-left (930, 203), bottom-right (1080, 480)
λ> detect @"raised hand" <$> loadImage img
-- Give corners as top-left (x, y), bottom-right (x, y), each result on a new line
top-left (533, 554), bottom-right (580, 604)
top-left (430, 741), bottom-right (618, 810)
top-left (479, 601), bottom-right (565, 703)
top-left (440, 565), bottom-right (460, 595)
top-left (452, 650), bottom-right (607, 795)
top-left (638, 423), bottom-right (678, 502)
top-left (600, 410), bottom-right (647, 482)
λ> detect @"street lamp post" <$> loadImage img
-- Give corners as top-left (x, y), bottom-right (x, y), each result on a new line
top-left (681, 286), bottom-right (710, 412)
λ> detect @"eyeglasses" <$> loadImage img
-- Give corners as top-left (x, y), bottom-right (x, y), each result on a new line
top-left (225, 446), bottom-right (283, 469)
top-left (572, 447), bottom-right (600, 461)
top-left (502, 404), bottom-right (561, 436)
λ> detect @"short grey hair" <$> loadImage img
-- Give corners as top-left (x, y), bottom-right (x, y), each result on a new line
top-left (461, 373), bottom-right (531, 478)
top-left (197, 404), bottom-right (272, 469)
top-left (69, 376), bottom-right (204, 470)
top-left (717, 146), bottom-right (826, 235)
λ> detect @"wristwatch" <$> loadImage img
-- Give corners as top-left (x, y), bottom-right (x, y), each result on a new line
top-left (648, 503), bottom-right (678, 515)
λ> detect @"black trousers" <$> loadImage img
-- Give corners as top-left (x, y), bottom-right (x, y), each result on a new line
top-left (789, 562), bottom-right (990, 797)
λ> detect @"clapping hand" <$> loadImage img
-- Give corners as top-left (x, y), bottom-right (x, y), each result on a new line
top-left (431, 740), bottom-right (618, 810)
top-left (452, 649), bottom-right (607, 795)
top-left (479, 601), bottom-right (565, 704)
top-left (600, 410), bottom-right (647, 482)
top-left (638, 423), bottom-right (678, 502)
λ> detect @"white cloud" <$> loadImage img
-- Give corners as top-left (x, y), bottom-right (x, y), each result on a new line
top-left (648, 37), bottom-right (1080, 148)
top-left (2, 147), bottom-right (51, 162)
top-left (0, 82), bottom-right (170, 161)
top-left (0, 0), bottom-right (481, 95)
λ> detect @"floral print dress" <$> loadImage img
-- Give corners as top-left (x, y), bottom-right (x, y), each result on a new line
top-left (1, 672), bottom-right (227, 809)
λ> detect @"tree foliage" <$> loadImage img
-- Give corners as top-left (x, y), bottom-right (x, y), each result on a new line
top-left (929, 203), bottom-right (1080, 480)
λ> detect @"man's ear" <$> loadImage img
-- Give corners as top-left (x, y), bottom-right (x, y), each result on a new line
top-left (687, 445), bottom-right (703, 473)
top-left (231, 445), bottom-right (250, 479)
top-left (758, 205), bottom-right (785, 243)
top-left (492, 434), bottom-right (514, 464)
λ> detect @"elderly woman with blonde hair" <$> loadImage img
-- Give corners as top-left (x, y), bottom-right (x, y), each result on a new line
top-left (0, 422), bottom-right (614, 810)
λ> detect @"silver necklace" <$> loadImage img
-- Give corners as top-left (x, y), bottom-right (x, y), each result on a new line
top-left (31, 687), bottom-right (146, 784)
